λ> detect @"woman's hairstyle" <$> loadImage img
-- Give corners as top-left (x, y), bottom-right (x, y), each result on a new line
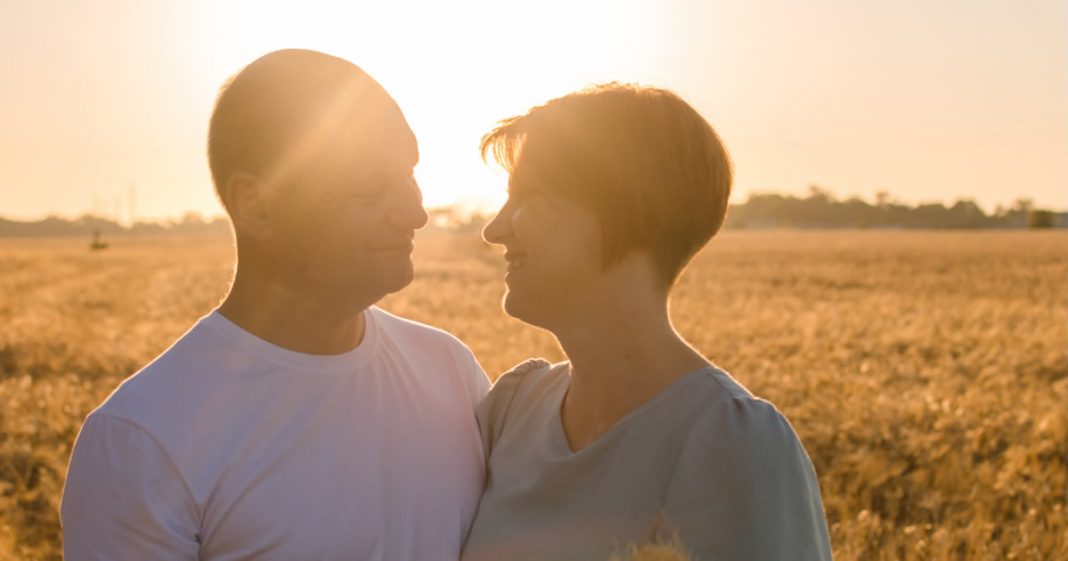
top-left (481, 83), bottom-right (732, 287)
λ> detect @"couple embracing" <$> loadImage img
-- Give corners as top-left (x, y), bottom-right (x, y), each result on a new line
top-left (61, 49), bottom-right (832, 561)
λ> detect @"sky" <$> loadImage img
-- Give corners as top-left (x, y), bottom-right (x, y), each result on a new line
top-left (1, 0), bottom-right (1065, 222)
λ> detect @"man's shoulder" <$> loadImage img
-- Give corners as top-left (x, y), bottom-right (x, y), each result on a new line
top-left (369, 306), bottom-right (472, 353)
top-left (93, 318), bottom-right (217, 421)
top-left (369, 307), bottom-right (488, 398)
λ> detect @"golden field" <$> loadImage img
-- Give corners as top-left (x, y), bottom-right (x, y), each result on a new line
top-left (1, 229), bottom-right (1065, 560)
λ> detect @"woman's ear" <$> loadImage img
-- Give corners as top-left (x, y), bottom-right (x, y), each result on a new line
top-left (224, 171), bottom-right (274, 240)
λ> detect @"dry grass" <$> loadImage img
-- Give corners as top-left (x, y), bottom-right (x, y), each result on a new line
top-left (1, 229), bottom-right (1065, 560)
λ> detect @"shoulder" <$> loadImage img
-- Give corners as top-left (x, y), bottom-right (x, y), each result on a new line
top-left (665, 369), bottom-right (832, 560)
top-left (476, 359), bottom-right (560, 447)
top-left (64, 411), bottom-right (195, 516)
top-left (690, 368), bottom-right (804, 454)
top-left (370, 307), bottom-right (488, 399)
top-left (370, 306), bottom-right (474, 356)
top-left (93, 320), bottom-right (214, 423)
top-left (485, 358), bottom-right (560, 405)
top-left (69, 411), bottom-right (176, 469)
top-left (672, 369), bottom-right (818, 491)
top-left (369, 306), bottom-right (481, 367)
top-left (62, 412), bottom-right (200, 556)
top-left (492, 357), bottom-right (556, 385)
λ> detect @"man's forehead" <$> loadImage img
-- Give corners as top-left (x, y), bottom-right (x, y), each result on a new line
top-left (329, 113), bottom-right (416, 166)
top-left (310, 128), bottom-right (416, 185)
top-left (325, 85), bottom-right (407, 140)
top-left (280, 88), bottom-right (417, 180)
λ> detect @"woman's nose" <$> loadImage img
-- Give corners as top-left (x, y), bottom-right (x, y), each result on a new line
top-left (482, 205), bottom-right (512, 245)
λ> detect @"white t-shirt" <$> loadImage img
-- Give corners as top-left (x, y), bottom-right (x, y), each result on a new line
top-left (61, 306), bottom-right (490, 561)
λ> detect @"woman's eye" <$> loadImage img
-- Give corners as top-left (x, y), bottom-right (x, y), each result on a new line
top-left (509, 189), bottom-right (535, 203)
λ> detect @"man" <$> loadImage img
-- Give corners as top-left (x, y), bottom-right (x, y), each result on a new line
top-left (61, 49), bottom-right (489, 560)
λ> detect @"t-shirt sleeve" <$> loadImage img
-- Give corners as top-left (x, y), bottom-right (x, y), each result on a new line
top-left (475, 359), bottom-right (549, 458)
top-left (463, 347), bottom-right (491, 405)
top-left (443, 336), bottom-right (491, 408)
top-left (665, 399), bottom-right (833, 561)
top-left (61, 413), bottom-right (200, 561)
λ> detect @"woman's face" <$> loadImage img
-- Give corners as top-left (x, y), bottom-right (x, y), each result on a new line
top-left (482, 156), bottom-right (604, 329)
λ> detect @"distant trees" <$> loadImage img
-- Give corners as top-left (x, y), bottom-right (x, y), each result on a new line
top-left (1028, 210), bottom-right (1056, 229)
top-left (724, 187), bottom-right (1066, 230)
top-left (0, 213), bottom-right (231, 238)
top-left (0, 189), bottom-right (1064, 238)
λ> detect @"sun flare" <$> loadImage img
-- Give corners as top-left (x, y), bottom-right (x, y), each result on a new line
top-left (194, 0), bottom-right (670, 217)
top-left (3, 0), bottom-right (1064, 221)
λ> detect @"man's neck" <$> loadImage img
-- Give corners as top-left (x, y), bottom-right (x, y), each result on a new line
top-left (217, 270), bottom-right (368, 355)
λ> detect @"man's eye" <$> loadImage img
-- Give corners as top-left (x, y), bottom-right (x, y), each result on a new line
top-left (328, 172), bottom-right (413, 203)
top-left (321, 184), bottom-right (383, 204)
top-left (353, 184), bottom-right (388, 199)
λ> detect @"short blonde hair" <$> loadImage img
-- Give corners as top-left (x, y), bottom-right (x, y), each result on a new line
top-left (481, 83), bottom-right (732, 287)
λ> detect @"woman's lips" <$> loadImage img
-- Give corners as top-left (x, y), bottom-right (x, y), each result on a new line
top-left (504, 251), bottom-right (527, 271)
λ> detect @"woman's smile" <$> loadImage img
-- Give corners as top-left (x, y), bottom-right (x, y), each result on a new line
top-left (504, 251), bottom-right (528, 272)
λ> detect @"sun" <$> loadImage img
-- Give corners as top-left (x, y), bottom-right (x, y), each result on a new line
top-left (195, 0), bottom-right (667, 217)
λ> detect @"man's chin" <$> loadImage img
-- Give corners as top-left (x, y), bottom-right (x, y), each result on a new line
top-left (378, 263), bottom-right (416, 295)
top-left (319, 263), bottom-right (414, 309)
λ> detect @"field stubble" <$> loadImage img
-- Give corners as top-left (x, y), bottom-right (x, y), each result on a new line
top-left (1, 229), bottom-right (1065, 560)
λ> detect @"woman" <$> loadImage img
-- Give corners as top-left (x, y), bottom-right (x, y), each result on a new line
top-left (461, 84), bottom-right (833, 561)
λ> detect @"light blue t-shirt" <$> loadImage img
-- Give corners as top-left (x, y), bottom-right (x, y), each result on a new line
top-left (462, 359), bottom-right (833, 561)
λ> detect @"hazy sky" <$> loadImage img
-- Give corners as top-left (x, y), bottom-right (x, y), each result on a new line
top-left (2, 0), bottom-right (1065, 221)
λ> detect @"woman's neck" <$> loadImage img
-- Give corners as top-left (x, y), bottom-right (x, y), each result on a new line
top-left (553, 266), bottom-right (710, 452)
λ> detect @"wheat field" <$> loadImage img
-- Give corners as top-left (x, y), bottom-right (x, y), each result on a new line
top-left (1, 229), bottom-right (1065, 560)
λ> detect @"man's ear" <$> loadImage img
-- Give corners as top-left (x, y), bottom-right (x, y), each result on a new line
top-left (224, 172), bottom-right (274, 240)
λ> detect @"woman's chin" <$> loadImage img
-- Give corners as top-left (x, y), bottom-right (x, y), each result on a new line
top-left (502, 290), bottom-right (536, 322)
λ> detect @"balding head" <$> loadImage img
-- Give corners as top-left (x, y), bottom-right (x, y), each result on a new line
top-left (208, 49), bottom-right (406, 211)
top-left (204, 50), bottom-right (425, 310)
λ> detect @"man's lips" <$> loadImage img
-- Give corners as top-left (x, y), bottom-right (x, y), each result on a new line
top-left (373, 238), bottom-right (415, 252)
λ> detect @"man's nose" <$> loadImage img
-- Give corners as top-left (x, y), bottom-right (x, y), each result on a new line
top-left (388, 178), bottom-right (429, 230)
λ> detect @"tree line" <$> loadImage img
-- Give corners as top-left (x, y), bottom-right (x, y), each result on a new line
top-left (724, 187), bottom-right (1064, 229)
top-left (0, 212), bottom-right (230, 238)
top-left (2, 188), bottom-right (1064, 238)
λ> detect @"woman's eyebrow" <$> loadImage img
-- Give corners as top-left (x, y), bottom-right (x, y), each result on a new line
top-left (507, 171), bottom-right (538, 195)
top-left (507, 182), bottom-right (529, 197)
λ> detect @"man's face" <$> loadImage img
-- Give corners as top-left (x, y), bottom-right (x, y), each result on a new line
top-left (264, 89), bottom-right (428, 307)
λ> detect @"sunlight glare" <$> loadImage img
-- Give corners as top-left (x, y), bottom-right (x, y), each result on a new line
top-left (197, 0), bottom-right (668, 216)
